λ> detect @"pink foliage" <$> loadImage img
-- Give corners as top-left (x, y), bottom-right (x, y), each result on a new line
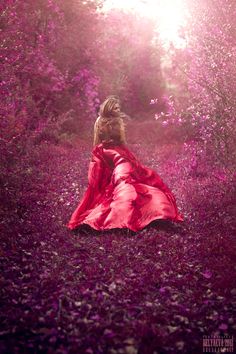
top-left (158, 0), bottom-right (236, 176)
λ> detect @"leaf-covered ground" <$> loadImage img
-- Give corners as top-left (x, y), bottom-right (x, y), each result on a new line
top-left (1, 135), bottom-right (236, 354)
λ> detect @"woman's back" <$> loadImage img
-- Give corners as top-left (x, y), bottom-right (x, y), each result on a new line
top-left (93, 116), bottom-right (126, 146)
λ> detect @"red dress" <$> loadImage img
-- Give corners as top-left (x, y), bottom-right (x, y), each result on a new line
top-left (67, 142), bottom-right (184, 232)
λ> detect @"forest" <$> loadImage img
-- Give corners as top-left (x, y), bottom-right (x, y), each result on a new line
top-left (1, 0), bottom-right (235, 353)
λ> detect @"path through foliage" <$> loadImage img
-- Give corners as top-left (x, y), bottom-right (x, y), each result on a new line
top-left (1, 136), bottom-right (236, 354)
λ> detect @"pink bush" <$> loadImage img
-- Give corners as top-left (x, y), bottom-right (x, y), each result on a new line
top-left (159, 0), bottom-right (236, 177)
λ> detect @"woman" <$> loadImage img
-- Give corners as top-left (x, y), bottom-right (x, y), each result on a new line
top-left (67, 96), bottom-right (184, 232)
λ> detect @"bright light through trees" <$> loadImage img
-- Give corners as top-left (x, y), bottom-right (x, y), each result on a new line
top-left (102, 0), bottom-right (188, 48)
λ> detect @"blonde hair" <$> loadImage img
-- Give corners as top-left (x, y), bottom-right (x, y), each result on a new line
top-left (98, 95), bottom-right (120, 118)
top-left (93, 96), bottom-right (126, 146)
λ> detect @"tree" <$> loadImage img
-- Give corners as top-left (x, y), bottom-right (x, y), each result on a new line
top-left (160, 0), bottom-right (236, 175)
top-left (95, 9), bottom-right (165, 117)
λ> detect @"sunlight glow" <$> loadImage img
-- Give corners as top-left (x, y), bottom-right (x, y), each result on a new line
top-left (102, 0), bottom-right (188, 48)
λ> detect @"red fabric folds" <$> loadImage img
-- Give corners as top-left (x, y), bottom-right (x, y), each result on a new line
top-left (67, 142), bottom-right (184, 232)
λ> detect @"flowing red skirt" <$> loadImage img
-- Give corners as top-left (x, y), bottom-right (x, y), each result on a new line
top-left (66, 142), bottom-right (184, 232)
